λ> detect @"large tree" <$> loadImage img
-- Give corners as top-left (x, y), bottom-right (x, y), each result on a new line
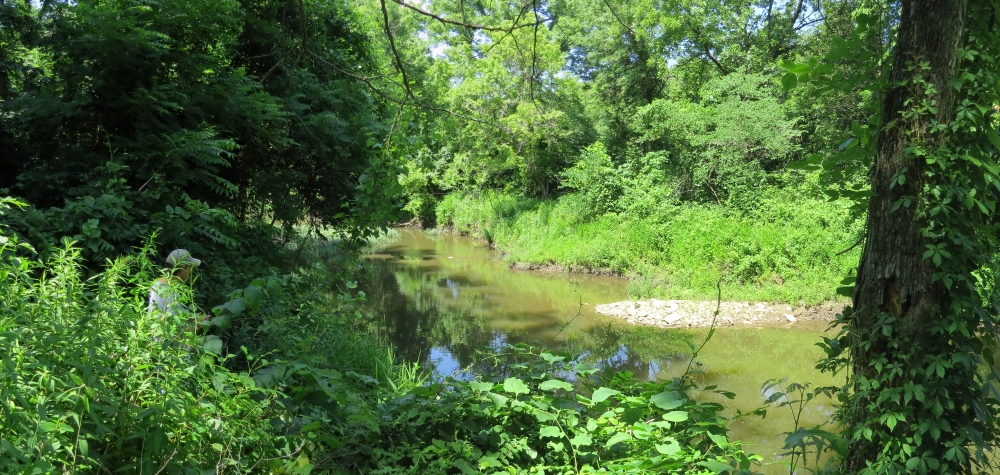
top-left (838, 0), bottom-right (1000, 472)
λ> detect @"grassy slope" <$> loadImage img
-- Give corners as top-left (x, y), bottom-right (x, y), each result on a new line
top-left (437, 191), bottom-right (862, 305)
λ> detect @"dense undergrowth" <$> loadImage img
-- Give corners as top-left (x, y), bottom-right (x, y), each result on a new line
top-left (436, 186), bottom-right (862, 305)
top-left (1, 217), bottom-right (773, 473)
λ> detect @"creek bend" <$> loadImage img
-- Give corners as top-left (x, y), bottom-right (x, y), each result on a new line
top-left (363, 228), bottom-right (841, 472)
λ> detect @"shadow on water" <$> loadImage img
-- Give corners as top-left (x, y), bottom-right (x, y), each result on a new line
top-left (361, 228), bottom-right (843, 474)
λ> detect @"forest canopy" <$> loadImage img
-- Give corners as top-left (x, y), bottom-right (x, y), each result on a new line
top-left (0, 0), bottom-right (396, 270)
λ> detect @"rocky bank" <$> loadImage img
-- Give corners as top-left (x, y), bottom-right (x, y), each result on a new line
top-left (593, 299), bottom-right (842, 329)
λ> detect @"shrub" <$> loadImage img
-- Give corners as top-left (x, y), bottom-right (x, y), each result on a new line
top-left (0, 239), bottom-right (314, 473)
top-left (349, 344), bottom-right (765, 474)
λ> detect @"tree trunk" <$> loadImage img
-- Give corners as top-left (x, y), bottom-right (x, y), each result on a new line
top-left (847, 0), bottom-right (968, 470)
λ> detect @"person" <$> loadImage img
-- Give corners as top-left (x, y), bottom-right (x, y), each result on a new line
top-left (148, 249), bottom-right (202, 317)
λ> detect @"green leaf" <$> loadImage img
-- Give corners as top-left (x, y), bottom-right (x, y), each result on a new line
top-left (223, 297), bottom-right (246, 316)
top-left (211, 443), bottom-right (224, 452)
top-left (452, 459), bottom-right (477, 475)
top-left (698, 460), bottom-right (735, 473)
top-left (570, 433), bottom-right (593, 447)
top-left (591, 387), bottom-right (620, 403)
top-left (243, 285), bottom-right (264, 311)
top-left (986, 128), bottom-right (1000, 152)
top-left (487, 392), bottom-right (509, 408)
top-left (468, 381), bottom-right (494, 392)
top-left (539, 426), bottom-right (563, 438)
top-left (708, 432), bottom-right (729, 447)
top-left (781, 72), bottom-right (798, 91)
top-left (503, 377), bottom-right (529, 395)
top-left (781, 61), bottom-right (811, 74)
top-left (661, 411), bottom-right (689, 422)
top-left (655, 439), bottom-right (681, 455)
top-left (605, 432), bottom-right (631, 448)
top-left (77, 438), bottom-right (89, 457)
top-left (300, 421), bottom-right (322, 432)
top-left (650, 391), bottom-right (685, 410)
top-left (202, 335), bottom-right (223, 355)
top-left (539, 379), bottom-right (573, 392)
top-left (477, 456), bottom-right (502, 468)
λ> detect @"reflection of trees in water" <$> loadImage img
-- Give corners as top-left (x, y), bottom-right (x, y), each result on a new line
top-left (361, 261), bottom-right (500, 369)
top-left (561, 324), bottom-right (694, 382)
top-left (361, 258), bottom-right (697, 382)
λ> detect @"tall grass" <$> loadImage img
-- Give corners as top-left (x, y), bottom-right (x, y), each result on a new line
top-left (437, 191), bottom-right (862, 304)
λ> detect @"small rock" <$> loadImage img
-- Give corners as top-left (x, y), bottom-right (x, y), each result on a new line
top-left (786, 306), bottom-right (792, 311)
top-left (628, 308), bottom-right (637, 316)
top-left (651, 299), bottom-right (666, 308)
top-left (784, 314), bottom-right (797, 323)
top-left (664, 313), bottom-right (681, 323)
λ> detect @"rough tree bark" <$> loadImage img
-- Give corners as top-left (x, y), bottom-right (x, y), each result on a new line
top-left (847, 0), bottom-right (969, 470)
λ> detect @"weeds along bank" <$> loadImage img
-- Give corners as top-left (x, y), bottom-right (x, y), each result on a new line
top-left (0, 215), bottom-right (777, 473)
top-left (0, 233), bottom-right (393, 473)
top-left (436, 189), bottom-right (863, 305)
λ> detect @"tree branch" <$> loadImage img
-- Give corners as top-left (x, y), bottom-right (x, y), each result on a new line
top-left (835, 236), bottom-right (865, 256)
top-left (481, 1), bottom-right (533, 56)
top-left (389, 0), bottom-right (542, 33)
top-left (601, 0), bottom-right (636, 37)
top-left (379, 0), bottom-right (413, 98)
top-left (305, 49), bottom-right (505, 132)
top-left (683, 17), bottom-right (729, 74)
top-left (790, 0), bottom-right (805, 28)
top-left (703, 45), bottom-right (728, 74)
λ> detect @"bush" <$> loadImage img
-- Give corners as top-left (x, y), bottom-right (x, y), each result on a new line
top-left (559, 142), bottom-right (623, 216)
top-left (346, 344), bottom-right (765, 474)
top-left (0, 239), bottom-right (316, 473)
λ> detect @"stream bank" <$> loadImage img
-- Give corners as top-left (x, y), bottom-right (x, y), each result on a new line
top-left (363, 228), bottom-right (842, 473)
top-left (437, 191), bottom-right (862, 305)
top-left (437, 225), bottom-right (846, 330)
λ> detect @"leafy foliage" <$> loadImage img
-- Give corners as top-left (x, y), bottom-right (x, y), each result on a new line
top-left (787, 2), bottom-right (1000, 473)
top-left (440, 190), bottom-right (861, 304)
top-left (0, 0), bottom-right (396, 284)
top-left (0, 237), bottom-right (323, 473)
top-left (344, 344), bottom-right (764, 475)
top-left (0, 224), bottom-right (770, 474)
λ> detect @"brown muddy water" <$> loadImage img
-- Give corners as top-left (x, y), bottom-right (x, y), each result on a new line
top-left (363, 228), bottom-right (842, 474)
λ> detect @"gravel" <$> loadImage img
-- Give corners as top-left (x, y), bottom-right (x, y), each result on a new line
top-left (593, 299), bottom-right (842, 329)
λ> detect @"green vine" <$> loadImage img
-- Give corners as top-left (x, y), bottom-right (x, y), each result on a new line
top-left (787, 2), bottom-right (1000, 473)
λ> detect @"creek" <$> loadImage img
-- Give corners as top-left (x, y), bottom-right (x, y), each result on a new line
top-left (363, 228), bottom-right (842, 473)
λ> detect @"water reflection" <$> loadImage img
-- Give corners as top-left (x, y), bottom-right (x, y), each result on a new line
top-left (363, 229), bottom-right (842, 473)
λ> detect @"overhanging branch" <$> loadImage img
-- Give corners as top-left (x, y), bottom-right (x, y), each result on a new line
top-left (390, 0), bottom-right (543, 33)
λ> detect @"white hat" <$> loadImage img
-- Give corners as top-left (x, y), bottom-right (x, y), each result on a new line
top-left (165, 249), bottom-right (202, 267)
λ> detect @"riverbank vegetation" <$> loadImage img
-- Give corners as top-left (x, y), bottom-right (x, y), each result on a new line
top-left (1, 0), bottom-right (773, 472)
top-left (4, 0), bottom-right (1000, 472)
top-left (378, 0), bottom-right (878, 304)
top-left (437, 189), bottom-right (861, 304)
top-left (0, 223), bottom-right (767, 473)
